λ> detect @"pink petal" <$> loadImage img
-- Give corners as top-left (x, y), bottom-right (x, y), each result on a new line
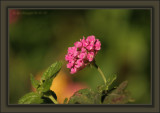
top-left (87, 52), bottom-right (94, 62)
top-left (86, 35), bottom-right (96, 45)
top-left (74, 41), bottom-right (82, 48)
top-left (70, 67), bottom-right (77, 74)
top-left (67, 62), bottom-right (73, 68)
top-left (78, 52), bottom-right (87, 59)
top-left (86, 45), bottom-right (94, 51)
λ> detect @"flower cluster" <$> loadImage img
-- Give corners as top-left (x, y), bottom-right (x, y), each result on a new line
top-left (65, 35), bottom-right (101, 74)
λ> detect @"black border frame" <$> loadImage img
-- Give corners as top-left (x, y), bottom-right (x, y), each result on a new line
top-left (7, 7), bottom-right (153, 107)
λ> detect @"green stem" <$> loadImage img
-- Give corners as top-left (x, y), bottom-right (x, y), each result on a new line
top-left (49, 95), bottom-right (58, 104)
top-left (44, 95), bottom-right (58, 104)
top-left (97, 66), bottom-right (107, 84)
top-left (92, 61), bottom-right (107, 84)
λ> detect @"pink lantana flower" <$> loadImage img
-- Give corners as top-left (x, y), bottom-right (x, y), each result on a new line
top-left (65, 35), bottom-right (101, 74)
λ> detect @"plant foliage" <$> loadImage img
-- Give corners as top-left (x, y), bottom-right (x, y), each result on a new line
top-left (18, 61), bottom-right (63, 104)
top-left (18, 61), bottom-right (133, 104)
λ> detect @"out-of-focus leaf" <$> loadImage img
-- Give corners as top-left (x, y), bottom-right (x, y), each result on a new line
top-left (113, 81), bottom-right (128, 94)
top-left (41, 61), bottom-right (63, 81)
top-left (63, 98), bottom-right (68, 104)
top-left (68, 88), bottom-right (101, 104)
top-left (30, 74), bottom-right (39, 89)
top-left (18, 92), bottom-right (43, 104)
top-left (103, 81), bottom-right (133, 104)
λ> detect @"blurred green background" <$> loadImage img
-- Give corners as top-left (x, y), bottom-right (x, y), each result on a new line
top-left (9, 9), bottom-right (151, 104)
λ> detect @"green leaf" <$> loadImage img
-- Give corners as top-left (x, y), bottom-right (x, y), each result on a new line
top-left (30, 74), bottom-right (39, 89)
top-left (38, 78), bottom-right (53, 92)
top-left (105, 74), bottom-right (117, 90)
top-left (38, 61), bottom-right (63, 93)
top-left (68, 88), bottom-right (101, 104)
top-left (103, 81), bottom-right (133, 104)
top-left (18, 61), bottom-right (63, 104)
top-left (98, 74), bottom-right (117, 93)
top-left (41, 61), bottom-right (63, 81)
top-left (18, 92), bottom-right (43, 104)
